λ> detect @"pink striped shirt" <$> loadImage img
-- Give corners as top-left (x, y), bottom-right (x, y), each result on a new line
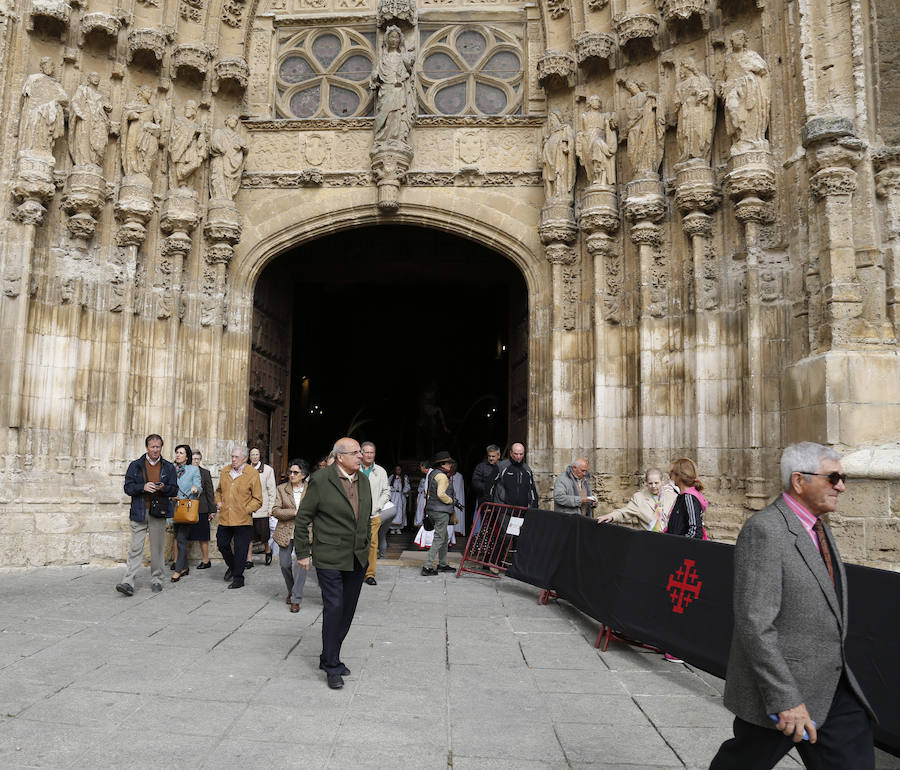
top-left (782, 492), bottom-right (821, 554)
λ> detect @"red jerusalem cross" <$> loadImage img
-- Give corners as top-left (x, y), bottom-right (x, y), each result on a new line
top-left (667, 558), bottom-right (703, 614)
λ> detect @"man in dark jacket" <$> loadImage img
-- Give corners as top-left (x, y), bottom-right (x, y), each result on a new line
top-left (295, 437), bottom-right (372, 690)
top-left (490, 443), bottom-right (538, 508)
top-left (471, 444), bottom-right (501, 508)
top-left (117, 434), bottom-right (179, 596)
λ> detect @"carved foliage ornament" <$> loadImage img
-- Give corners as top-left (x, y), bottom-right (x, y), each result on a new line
top-left (376, 0), bottom-right (417, 27)
top-left (223, 0), bottom-right (246, 28)
top-left (546, 0), bottom-right (569, 20)
top-left (180, 0), bottom-right (204, 23)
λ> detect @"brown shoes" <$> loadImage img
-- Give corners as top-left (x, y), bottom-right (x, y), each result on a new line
top-left (290, 603), bottom-right (300, 613)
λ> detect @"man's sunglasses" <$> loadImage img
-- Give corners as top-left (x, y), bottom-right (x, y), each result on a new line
top-left (799, 471), bottom-right (847, 486)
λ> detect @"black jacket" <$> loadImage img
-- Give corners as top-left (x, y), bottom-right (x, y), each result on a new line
top-left (471, 459), bottom-right (499, 502)
top-left (490, 459), bottom-right (538, 508)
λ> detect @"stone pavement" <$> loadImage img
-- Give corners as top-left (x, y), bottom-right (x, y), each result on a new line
top-left (1, 562), bottom-right (898, 770)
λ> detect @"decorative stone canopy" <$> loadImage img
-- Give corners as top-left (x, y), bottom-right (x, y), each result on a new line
top-left (27, 0), bottom-right (71, 34)
top-left (213, 58), bottom-right (250, 93)
top-left (575, 32), bottom-right (617, 68)
top-left (174, 44), bottom-right (214, 80)
top-left (537, 50), bottom-right (576, 91)
top-left (127, 28), bottom-right (168, 68)
top-left (614, 13), bottom-right (661, 47)
top-left (655, 0), bottom-right (709, 27)
top-left (79, 11), bottom-right (121, 46)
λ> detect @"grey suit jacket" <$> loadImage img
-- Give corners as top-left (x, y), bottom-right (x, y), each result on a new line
top-left (722, 495), bottom-right (874, 728)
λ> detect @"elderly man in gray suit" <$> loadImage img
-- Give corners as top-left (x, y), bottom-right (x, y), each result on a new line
top-left (710, 442), bottom-right (876, 769)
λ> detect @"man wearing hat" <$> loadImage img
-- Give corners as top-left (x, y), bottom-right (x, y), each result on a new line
top-left (421, 451), bottom-right (459, 576)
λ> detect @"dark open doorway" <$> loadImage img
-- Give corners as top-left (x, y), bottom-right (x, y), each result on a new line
top-left (249, 225), bottom-right (528, 487)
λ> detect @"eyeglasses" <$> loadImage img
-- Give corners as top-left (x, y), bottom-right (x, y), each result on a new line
top-left (338, 450), bottom-right (362, 456)
top-left (288, 470), bottom-right (302, 475)
top-left (799, 471), bottom-right (847, 486)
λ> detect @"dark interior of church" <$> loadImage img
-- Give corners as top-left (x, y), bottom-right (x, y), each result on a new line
top-left (259, 225), bottom-right (529, 483)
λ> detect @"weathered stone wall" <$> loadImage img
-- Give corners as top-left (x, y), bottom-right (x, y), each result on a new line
top-left (0, 0), bottom-right (897, 569)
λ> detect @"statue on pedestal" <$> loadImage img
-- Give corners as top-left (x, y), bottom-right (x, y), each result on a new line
top-left (576, 95), bottom-right (617, 187)
top-left (674, 58), bottom-right (715, 163)
top-left (371, 25), bottom-right (416, 147)
top-left (542, 111), bottom-right (576, 201)
top-left (621, 79), bottom-right (665, 178)
top-left (719, 29), bottom-right (771, 152)
top-left (209, 114), bottom-right (247, 202)
top-left (122, 85), bottom-right (161, 178)
top-left (19, 57), bottom-right (68, 157)
top-left (168, 99), bottom-right (208, 190)
top-left (68, 72), bottom-right (112, 168)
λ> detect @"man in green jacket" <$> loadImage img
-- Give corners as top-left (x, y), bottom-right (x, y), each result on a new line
top-left (295, 436), bottom-right (372, 689)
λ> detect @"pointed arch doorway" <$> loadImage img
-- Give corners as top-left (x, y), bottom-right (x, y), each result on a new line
top-left (248, 224), bottom-right (529, 485)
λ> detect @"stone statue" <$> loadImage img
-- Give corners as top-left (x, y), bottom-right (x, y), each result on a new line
top-left (719, 29), bottom-right (771, 152)
top-left (18, 57), bottom-right (68, 157)
top-left (122, 85), bottom-right (162, 178)
top-left (576, 95), bottom-right (617, 187)
top-left (68, 72), bottom-right (112, 168)
top-left (370, 25), bottom-right (416, 146)
top-left (542, 111), bottom-right (576, 201)
top-left (621, 79), bottom-right (665, 178)
top-left (674, 58), bottom-right (715, 163)
top-left (168, 99), bottom-right (209, 189)
top-left (209, 114), bottom-right (248, 201)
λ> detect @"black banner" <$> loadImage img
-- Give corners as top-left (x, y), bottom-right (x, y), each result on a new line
top-left (505, 508), bottom-right (900, 756)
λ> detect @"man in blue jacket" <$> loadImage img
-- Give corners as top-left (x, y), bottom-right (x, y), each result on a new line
top-left (116, 434), bottom-right (179, 596)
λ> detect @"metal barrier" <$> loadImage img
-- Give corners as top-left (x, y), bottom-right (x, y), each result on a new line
top-left (456, 502), bottom-right (528, 578)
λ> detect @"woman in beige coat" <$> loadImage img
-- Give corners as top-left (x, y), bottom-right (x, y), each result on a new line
top-left (272, 458), bottom-right (309, 612)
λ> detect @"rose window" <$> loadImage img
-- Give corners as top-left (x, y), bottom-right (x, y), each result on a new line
top-left (275, 27), bottom-right (376, 119)
top-left (417, 24), bottom-right (524, 116)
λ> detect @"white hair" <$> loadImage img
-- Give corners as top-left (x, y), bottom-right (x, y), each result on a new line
top-left (231, 446), bottom-right (249, 460)
top-left (780, 442), bottom-right (841, 490)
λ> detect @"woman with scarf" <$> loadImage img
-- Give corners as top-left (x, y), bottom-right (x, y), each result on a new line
top-left (171, 443), bottom-right (201, 581)
top-left (664, 457), bottom-right (708, 540)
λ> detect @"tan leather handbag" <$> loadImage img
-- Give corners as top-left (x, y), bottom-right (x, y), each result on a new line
top-left (173, 498), bottom-right (199, 524)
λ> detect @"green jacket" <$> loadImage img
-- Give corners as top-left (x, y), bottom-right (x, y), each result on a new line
top-left (293, 464), bottom-right (371, 571)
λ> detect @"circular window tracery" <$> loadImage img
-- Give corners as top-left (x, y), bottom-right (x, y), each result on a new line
top-left (417, 24), bottom-right (524, 116)
top-left (276, 28), bottom-right (375, 119)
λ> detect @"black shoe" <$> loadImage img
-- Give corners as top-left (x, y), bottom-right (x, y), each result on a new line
top-left (151, 583), bottom-right (162, 593)
top-left (326, 673), bottom-right (344, 689)
top-left (437, 564), bottom-right (455, 572)
top-left (264, 552), bottom-right (272, 566)
top-left (196, 561), bottom-right (211, 570)
top-left (224, 568), bottom-right (233, 581)
top-left (169, 562), bottom-right (176, 571)
top-left (115, 582), bottom-right (134, 596)
top-left (319, 660), bottom-right (351, 676)
top-left (245, 561), bottom-right (254, 570)
top-left (365, 576), bottom-right (377, 586)
top-left (421, 567), bottom-right (438, 576)
top-left (227, 581), bottom-right (244, 589)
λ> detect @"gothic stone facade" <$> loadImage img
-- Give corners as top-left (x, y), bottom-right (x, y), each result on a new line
top-left (0, 0), bottom-right (898, 569)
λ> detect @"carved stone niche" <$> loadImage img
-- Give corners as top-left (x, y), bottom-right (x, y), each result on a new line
top-left (127, 28), bottom-right (167, 70)
top-left (655, 0), bottom-right (709, 29)
top-left (27, 0), bottom-right (71, 37)
top-left (80, 12), bottom-right (121, 48)
top-left (213, 57), bottom-right (250, 94)
top-left (174, 43), bottom-right (213, 82)
top-left (575, 32), bottom-right (617, 70)
top-left (537, 50), bottom-right (576, 91)
top-left (613, 13), bottom-right (661, 51)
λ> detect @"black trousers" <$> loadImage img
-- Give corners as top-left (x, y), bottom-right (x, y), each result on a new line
top-left (710, 675), bottom-right (874, 770)
top-left (216, 525), bottom-right (252, 586)
top-left (316, 558), bottom-right (365, 674)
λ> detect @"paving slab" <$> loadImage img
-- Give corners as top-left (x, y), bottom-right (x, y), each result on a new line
top-left (0, 564), bottom-right (896, 770)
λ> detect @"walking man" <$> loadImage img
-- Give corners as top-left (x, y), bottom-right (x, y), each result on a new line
top-left (421, 451), bottom-right (458, 576)
top-left (215, 446), bottom-right (263, 589)
top-left (295, 437), bottom-right (372, 689)
top-left (117, 434), bottom-right (179, 596)
top-left (491, 442), bottom-right (538, 508)
top-left (710, 442), bottom-right (875, 769)
top-left (360, 441), bottom-right (390, 586)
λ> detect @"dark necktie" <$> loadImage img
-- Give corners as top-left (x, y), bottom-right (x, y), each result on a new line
top-left (812, 519), bottom-right (835, 585)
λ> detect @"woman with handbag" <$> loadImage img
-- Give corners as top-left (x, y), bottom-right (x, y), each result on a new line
top-left (271, 458), bottom-right (310, 612)
top-left (171, 443), bottom-right (201, 582)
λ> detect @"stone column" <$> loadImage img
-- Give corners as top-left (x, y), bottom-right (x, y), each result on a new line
top-left (875, 149), bottom-right (900, 332)
top-left (675, 158), bottom-right (721, 467)
top-left (802, 117), bottom-right (864, 348)
top-left (724, 147), bottom-right (775, 509)
top-left (624, 176), bottom-right (666, 460)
